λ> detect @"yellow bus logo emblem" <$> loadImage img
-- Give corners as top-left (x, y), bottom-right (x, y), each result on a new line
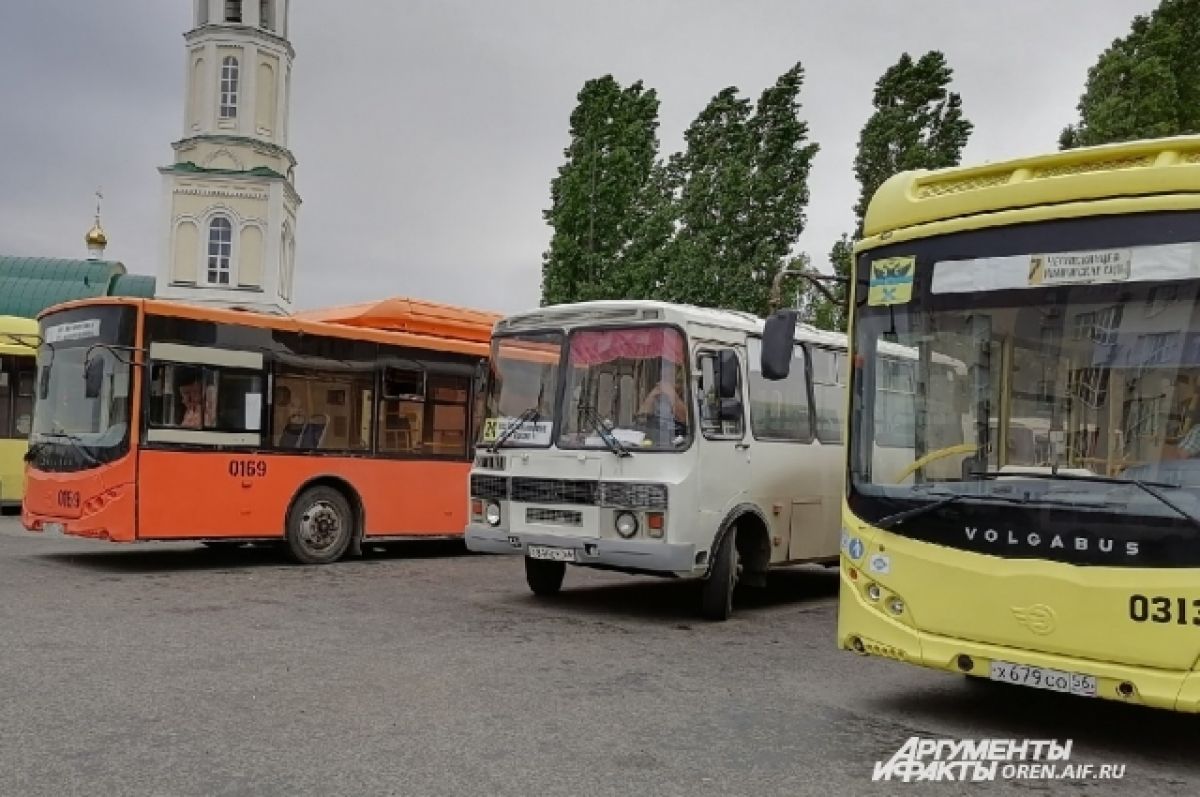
top-left (1011, 604), bottom-right (1057, 635)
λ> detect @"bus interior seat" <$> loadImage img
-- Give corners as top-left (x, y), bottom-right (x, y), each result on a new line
top-left (278, 414), bottom-right (306, 447)
top-left (299, 414), bottom-right (328, 448)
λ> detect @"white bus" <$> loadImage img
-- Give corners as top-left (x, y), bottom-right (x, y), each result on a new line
top-left (465, 300), bottom-right (863, 620)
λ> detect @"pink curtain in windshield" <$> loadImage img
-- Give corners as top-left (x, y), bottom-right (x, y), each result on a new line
top-left (569, 327), bottom-right (684, 366)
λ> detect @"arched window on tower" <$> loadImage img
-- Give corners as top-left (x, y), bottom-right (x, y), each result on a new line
top-left (219, 56), bottom-right (239, 119)
top-left (260, 0), bottom-right (274, 31)
top-left (207, 217), bottom-right (234, 285)
top-left (225, 1), bottom-right (243, 23)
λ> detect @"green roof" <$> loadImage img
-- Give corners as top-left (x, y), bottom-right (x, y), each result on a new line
top-left (109, 273), bottom-right (157, 298)
top-left (0, 256), bottom-right (158, 318)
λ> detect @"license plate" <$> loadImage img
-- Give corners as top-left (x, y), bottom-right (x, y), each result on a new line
top-left (43, 522), bottom-right (65, 536)
top-left (989, 660), bottom-right (1097, 697)
top-left (527, 545), bottom-right (576, 562)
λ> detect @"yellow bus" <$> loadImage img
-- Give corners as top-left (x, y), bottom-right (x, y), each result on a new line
top-left (762, 134), bottom-right (1200, 712)
top-left (0, 315), bottom-right (38, 511)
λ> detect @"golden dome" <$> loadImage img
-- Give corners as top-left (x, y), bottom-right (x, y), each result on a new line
top-left (85, 220), bottom-right (108, 247)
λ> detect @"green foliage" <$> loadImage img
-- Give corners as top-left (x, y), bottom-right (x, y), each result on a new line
top-left (851, 52), bottom-right (973, 234)
top-left (541, 76), bottom-right (662, 305)
top-left (806, 51), bottom-right (971, 331)
top-left (666, 63), bottom-right (820, 316)
top-left (542, 65), bottom-right (819, 317)
top-left (1061, 0), bottom-right (1200, 149)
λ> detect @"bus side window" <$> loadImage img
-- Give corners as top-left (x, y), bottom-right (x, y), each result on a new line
top-left (811, 348), bottom-right (843, 444)
top-left (746, 339), bottom-right (811, 442)
top-left (698, 350), bottom-right (744, 439)
top-left (148, 362), bottom-right (264, 437)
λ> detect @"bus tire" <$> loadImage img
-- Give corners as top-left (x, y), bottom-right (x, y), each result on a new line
top-left (525, 556), bottom-right (565, 596)
top-left (285, 485), bottom-right (355, 565)
top-left (700, 526), bottom-right (739, 621)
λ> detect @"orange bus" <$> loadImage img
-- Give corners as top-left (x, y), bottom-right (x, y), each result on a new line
top-left (22, 296), bottom-right (498, 563)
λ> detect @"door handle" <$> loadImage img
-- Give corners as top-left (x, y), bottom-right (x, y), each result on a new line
top-left (735, 442), bottom-right (751, 450)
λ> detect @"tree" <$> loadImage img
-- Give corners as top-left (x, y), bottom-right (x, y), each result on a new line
top-left (541, 76), bottom-right (662, 305)
top-left (807, 51), bottom-right (972, 330)
top-left (666, 63), bottom-right (820, 315)
top-left (1060, 0), bottom-right (1200, 149)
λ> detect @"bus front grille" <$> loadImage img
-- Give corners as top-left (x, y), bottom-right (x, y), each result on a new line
top-left (470, 474), bottom-right (508, 500)
top-left (510, 478), bottom-right (599, 505)
top-left (525, 508), bottom-right (583, 526)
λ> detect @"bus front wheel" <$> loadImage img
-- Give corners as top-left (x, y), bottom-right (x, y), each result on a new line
top-left (525, 557), bottom-right (565, 596)
top-left (286, 486), bottom-right (355, 565)
top-left (700, 527), bottom-right (739, 621)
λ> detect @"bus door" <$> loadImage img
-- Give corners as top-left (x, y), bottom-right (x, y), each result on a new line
top-left (694, 345), bottom-right (750, 541)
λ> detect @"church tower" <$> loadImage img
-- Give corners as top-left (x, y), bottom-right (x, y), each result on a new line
top-left (158, 0), bottom-right (299, 314)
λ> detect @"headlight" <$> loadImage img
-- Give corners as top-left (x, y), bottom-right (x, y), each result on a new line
top-left (866, 583), bottom-right (881, 602)
top-left (485, 501), bottom-right (502, 526)
top-left (615, 512), bottom-right (638, 538)
top-left (888, 597), bottom-right (905, 615)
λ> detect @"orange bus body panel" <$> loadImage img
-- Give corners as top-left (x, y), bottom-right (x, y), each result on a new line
top-left (135, 451), bottom-right (470, 539)
top-left (23, 458), bottom-right (138, 542)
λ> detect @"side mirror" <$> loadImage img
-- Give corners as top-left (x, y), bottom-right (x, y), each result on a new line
top-left (84, 357), bottom-right (104, 399)
top-left (761, 310), bottom-right (798, 380)
top-left (38, 366), bottom-right (50, 400)
top-left (717, 397), bottom-right (742, 423)
top-left (717, 350), bottom-right (739, 399)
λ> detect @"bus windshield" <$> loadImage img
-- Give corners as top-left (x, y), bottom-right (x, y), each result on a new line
top-left (559, 325), bottom-right (690, 451)
top-left (481, 332), bottom-right (562, 447)
top-left (850, 214), bottom-right (1200, 558)
top-left (30, 306), bottom-right (136, 470)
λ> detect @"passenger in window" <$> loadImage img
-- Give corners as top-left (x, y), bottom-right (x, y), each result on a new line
top-left (179, 376), bottom-right (204, 429)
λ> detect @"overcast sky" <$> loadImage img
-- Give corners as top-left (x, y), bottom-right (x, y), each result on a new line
top-left (0, 0), bottom-right (1158, 315)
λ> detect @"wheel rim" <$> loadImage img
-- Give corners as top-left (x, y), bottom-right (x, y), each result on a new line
top-left (299, 500), bottom-right (343, 553)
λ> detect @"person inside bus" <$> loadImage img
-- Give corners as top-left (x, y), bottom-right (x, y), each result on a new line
top-left (638, 368), bottom-right (688, 444)
top-left (177, 370), bottom-right (215, 429)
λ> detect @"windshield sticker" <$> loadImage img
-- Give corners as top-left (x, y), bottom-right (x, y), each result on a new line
top-left (44, 319), bottom-right (101, 343)
top-left (482, 416), bottom-right (553, 445)
top-left (868, 257), bottom-right (916, 306)
top-left (847, 537), bottom-right (865, 560)
top-left (1028, 249), bottom-right (1131, 286)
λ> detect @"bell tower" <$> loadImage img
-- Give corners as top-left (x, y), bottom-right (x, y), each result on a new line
top-left (158, 0), bottom-right (299, 314)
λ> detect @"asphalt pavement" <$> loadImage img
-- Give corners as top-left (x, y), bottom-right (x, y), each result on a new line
top-left (0, 516), bottom-right (1195, 796)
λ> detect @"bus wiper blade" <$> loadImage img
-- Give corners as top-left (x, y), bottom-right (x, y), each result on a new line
top-left (37, 431), bottom-right (102, 467)
top-left (875, 488), bottom-right (1031, 530)
top-left (488, 407), bottom-right (540, 453)
top-left (972, 470), bottom-right (1200, 533)
top-left (577, 404), bottom-right (630, 458)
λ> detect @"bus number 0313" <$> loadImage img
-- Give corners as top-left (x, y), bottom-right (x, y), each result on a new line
top-left (1129, 594), bottom-right (1200, 625)
top-left (228, 459), bottom-right (267, 478)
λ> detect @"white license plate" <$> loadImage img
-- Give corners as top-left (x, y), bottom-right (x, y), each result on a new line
top-left (527, 545), bottom-right (576, 562)
top-left (43, 522), bottom-right (65, 536)
top-left (989, 660), bottom-right (1097, 697)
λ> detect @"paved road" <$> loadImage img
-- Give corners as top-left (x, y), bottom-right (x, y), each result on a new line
top-left (0, 516), bottom-right (1196, 796)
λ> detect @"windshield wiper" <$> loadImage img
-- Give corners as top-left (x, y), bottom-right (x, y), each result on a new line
top-left (36, 430), bottom-right (102, 467)
top-left (875, 488), bottom-right (1030, 530)
top-left (488, 407), bottom-right (540, 453)
top-left (971, 470), bottom-right (1200, 533)
top-left (576, 404), bottom-right (630, 458)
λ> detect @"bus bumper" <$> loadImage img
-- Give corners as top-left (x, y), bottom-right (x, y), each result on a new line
top-left (838, 565), bottom-right (1200, 713)
top-left (465, 523), bottom-right (700, 576)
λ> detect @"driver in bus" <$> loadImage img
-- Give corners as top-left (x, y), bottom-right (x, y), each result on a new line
top-left (638, 368), bottom-right (688, 425)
